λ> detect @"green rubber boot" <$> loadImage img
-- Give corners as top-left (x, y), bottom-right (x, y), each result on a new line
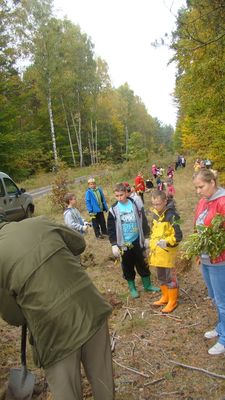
top-left (141, 276), bottom-right (160, 292)
top-left (127, 280), bottom-right (139, 298)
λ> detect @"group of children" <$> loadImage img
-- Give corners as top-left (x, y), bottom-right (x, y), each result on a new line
top-left (63, 170), bottom-right (182, 314)
top-left (151, 163), bottom-right (176, 199)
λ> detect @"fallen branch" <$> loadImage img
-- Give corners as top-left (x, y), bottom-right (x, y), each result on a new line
top-left (180, 288), bottom-right (199, 309)
top-left (121, 308), bottom-right (132, 322)
top-left (183, 321), bottom-right (201, 328)
top-left (143, 377), bottom-right (165, 386)
top-left (168, 359), bottom-right (225, 380)
top-left (131, 341), bottom-right (136, 357)
top-left (113, 359), bottom-right (150, 378)
top-left (133, 333), bottom-right (152, 344)
top-left (110, 330), bottom-right (117, 352)
top-left (151, 311), bottom-right (182, 322)
top-left (141, 358), bottom-right (155, 375)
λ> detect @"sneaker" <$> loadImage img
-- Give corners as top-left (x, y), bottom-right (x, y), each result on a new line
top-left (208, 342), bottom-right (225, 355)
top-left (204, 329), bottom-right (219, 339)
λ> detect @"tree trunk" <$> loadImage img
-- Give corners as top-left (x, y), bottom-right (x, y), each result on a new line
top-left (95, 120), bottom-right (98, 164)
top-left (61, 95), bottom-right (76, 167)
top-left (47, 77), bottom-right (58, 165)
top-left (71, 111), bottom-right (83, 167)
top-left (125, 123), bottom-right (129, 160)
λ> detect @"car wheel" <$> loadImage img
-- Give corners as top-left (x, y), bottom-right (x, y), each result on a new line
top-left (25, 204), bottom-right (34, 218)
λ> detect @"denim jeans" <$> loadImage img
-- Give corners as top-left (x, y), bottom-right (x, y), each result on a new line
top-left (201, 263), bottom-right (225, 346)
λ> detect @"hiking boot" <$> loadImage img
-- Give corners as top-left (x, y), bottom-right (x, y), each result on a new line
top-left (208, 342), bottom-right (225, 355)
top-left (204, 329), bottom-right (219, 339)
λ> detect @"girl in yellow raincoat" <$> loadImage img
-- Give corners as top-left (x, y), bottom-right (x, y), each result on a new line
top-left (149, 190), bottom-right (183, 313)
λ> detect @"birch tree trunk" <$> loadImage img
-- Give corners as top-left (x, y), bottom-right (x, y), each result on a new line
top-left (95, 120), bottom-right (98, 164)
top-left (61, 95), bottom-right (76, 166)
top-left (90, 118), bottom-right (95, 164)
top-left (71, 111), bottom-right (83, 167)
top-left (125, 123), bottom-right (129, 160)
top-left (47, 77), bottom-right (58, 165)
top-left (88, 132), bottom-right (94, 164)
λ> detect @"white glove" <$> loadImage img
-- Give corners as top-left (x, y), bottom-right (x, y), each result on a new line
top-left (82, 225), bottom-right (88, 233)
top-left (157, 239), bottom-right (167, 249)
top-left (144, 239), bottom-right (149, 248)
top-left (112, 245), bottom-right (121, 258)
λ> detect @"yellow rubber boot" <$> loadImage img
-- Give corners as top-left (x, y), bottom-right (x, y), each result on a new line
top-left (152, 285), bottom-right (168, 306)
top-left (161, 288), bottom-right (178, 313)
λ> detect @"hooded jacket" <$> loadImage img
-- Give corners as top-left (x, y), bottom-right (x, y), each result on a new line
top-left (107, 197), bottom-right (150, 248)
top-left (194, 187), bottom-right (225, 264)
top-left (85, 187), bottom-right (108, 214)
top-left (0, 216), bottom-right (112, 368)
top-left (64, 207), bottom-right (86, 233)
top-left (149, 201), bottom-right (183, 268)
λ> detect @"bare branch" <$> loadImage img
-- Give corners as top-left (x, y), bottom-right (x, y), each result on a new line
top-left (113, 359), bottom-right (150, 378)
top-left (168, 359), bottom-right (225, 380)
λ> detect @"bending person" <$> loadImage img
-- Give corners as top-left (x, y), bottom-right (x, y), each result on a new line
top-left (0, 211), bottom-right (114, 399)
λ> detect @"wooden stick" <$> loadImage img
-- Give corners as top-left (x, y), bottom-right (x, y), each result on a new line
top-left (121, 308), bottom-right (133, 322)
top-left (141, 358), bottom-right (155, 375)
top-left (168, 359), bottom-right (225, 380)
top-left (131, 341), bottom-right (136, 357)
top-left (113, 359), bottom-right (150, 378)
top-left (143, 377), bottom-right (165, 386)
top-left (151, 312), bottom-right (182, 322)
top-left (180, 288), bottom-right (199, 309)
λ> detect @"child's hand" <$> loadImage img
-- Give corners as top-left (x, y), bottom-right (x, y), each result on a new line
top-left (144, 239), bottom-right (149, 249)
top-left (112, 245), bottom-right (120, 258)
top-left (157, 239), bottom-right (167, 249)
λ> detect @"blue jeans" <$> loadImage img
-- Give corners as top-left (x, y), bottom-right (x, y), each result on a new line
top-left (201, 263), bottom-right (225, 346)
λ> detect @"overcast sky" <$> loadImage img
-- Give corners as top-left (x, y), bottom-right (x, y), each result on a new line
top-left (53, 0), bottom-right (186, 127)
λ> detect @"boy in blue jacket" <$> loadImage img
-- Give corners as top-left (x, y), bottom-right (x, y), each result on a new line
top-left (85, 178), bottom-right (108, 239)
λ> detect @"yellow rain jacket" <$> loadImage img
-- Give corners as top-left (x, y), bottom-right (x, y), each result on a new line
top-left (149, 201), bottom-right (183, 268)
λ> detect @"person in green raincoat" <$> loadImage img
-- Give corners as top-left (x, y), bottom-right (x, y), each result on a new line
top-left (0, 210), bottom-right (114, 400)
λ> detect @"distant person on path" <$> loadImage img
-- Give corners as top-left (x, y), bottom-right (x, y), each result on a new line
top-left (123, 182), bottom-right (144, 210)
top-left (193, 169), bottom-right (225, 355)
top-left (166, 179), bottom-right (176, 199)
top-left (0, 212), bottom-right (114, 399)
top-left (194, 159), bottom-right (201, 172)
top-left (85, 178), bottom-right (108, 239)
top-left (107, 183), bottom-right (159, 299)
top-left (134, 171), bottom-right (146, 203)
top-left (180, 156), bottom-right (186, 168)
top-left (151, 164), bottom-right (158, 179)
top-left (149, 190), bottom-right (183, 313)
top-left (167, 165), bottom-right (174, 179)
top-left (176, 155), bottom-right (182, 169)
top-left (205, 159), bottom-right (212, 169)
top-left (200, 160), bottom-right (206, 169)
top-left (145, 178), bottom-right (154, 191)
top-left (156, 176), bottom-right (164, 191)
top-left (64, 192), bottom-right (90, 234)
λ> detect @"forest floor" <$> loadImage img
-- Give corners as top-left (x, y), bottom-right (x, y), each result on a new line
top-left (1, 163), bottom-right (225, 400)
